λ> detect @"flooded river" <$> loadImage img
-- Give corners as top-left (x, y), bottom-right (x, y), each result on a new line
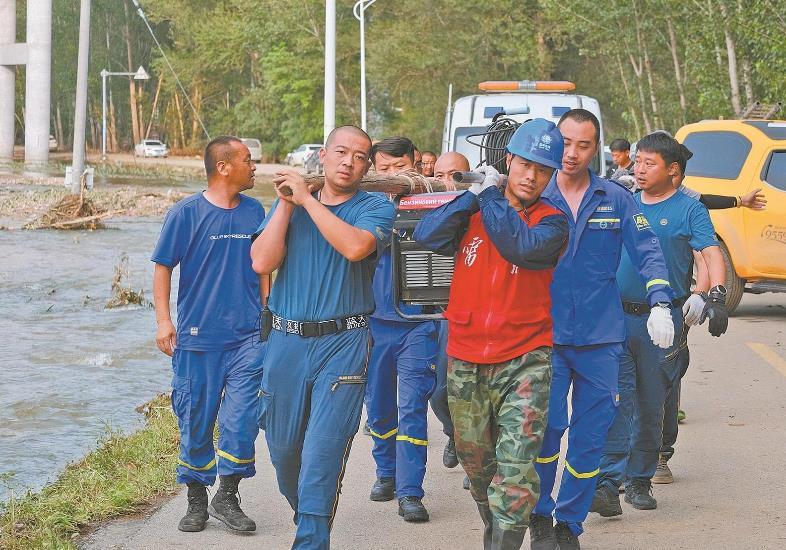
top-left (0, 177), bottom-right (276, 501)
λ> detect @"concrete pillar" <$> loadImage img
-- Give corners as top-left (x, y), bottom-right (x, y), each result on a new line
top-left (24, 0), bottom-right (52, 166)
top-left (0, 0), bottom-right (16, 164)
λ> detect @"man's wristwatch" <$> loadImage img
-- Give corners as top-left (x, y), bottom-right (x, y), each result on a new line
top-left (693, 290), bottom-right (709, 300)
top-left (708, 285), bottom-right (727, 304)
top-left (655, 301), bottom-right (671, 310)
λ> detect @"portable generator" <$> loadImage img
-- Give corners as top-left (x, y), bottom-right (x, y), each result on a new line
top-left (390, 191), bottom-right (461, 320)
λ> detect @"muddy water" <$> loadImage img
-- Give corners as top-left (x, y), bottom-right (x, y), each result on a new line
top-left (0, 179), bottom-right (276, 501)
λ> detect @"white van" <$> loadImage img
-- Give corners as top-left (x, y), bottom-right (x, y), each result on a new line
top-left (442, 80), bottom-right (605, 173)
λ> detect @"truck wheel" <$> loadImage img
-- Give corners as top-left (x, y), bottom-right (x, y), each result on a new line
top-left (720, 241), bottom-right (745, 313)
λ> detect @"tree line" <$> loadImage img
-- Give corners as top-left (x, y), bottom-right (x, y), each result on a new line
top-left (13, 0), bottom-right (786, 161)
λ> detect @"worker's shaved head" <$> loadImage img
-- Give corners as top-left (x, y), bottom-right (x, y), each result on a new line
top-left (204, 136), bottom-right (242, 176)
top-left (434, 152), bottom-right (470, 185)
top-left (325, 125), bottom-right (372, 151)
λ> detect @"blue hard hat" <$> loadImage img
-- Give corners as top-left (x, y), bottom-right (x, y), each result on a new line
top-left (505, 118), bottom-right (564, 170)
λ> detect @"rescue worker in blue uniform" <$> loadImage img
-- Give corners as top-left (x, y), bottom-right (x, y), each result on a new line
top-left (250, 126), bottom-right (394, 550)
top-left (592, 133), bottom-right (728, 516)
top-left (365, 136), bottom-right (438, 523)
top-left (151, 136), bottom-right (268, 533)
top-left (529, 110), bottom-right (675, 550)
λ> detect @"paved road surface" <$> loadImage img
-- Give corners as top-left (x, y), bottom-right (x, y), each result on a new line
top-left (81, 294), bottom-right (786, 550)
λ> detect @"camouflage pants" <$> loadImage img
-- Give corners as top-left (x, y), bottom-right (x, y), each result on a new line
top-left (447, 347), bottom-right (552, 530)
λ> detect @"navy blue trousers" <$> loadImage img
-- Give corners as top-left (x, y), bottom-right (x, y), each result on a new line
top-left (171, 337), bottom-right (265, 486)
top-left (600, 309), bottom-right (684, 489)
top-left (429, 320), bottom-right (454, 438)
top-left (366, 319), bottom-right (437, 498)
top-left (259, 327), bottom-right (370, 550)
top-left (533, 342), bottom-right (623, 536)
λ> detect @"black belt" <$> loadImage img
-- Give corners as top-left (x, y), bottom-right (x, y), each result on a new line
top-left (271, 313), bottom-right (369, 338)
top-left (622, 296), bottom-right (687, 316)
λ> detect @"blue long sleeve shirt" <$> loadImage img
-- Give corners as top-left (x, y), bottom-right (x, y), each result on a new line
top-left (541, 171), bottom-right (674, 346)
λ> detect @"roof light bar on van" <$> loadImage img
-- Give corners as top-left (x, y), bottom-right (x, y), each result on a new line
top-left (478, 80), bottom-right (576, 93)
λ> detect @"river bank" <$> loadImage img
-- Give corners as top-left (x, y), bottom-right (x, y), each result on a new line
top-left (0, 394), bottom-right (180, 550)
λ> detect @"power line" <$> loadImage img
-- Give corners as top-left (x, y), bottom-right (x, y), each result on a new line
top-left (129, 0), bottom-right (210, 141)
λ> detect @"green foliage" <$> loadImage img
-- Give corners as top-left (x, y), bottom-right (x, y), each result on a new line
top-left (20, 0), bottom-right (786, 160)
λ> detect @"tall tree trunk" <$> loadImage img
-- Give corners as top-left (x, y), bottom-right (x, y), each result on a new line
top-left (616, 54), bottom-right (641, 138)
top-left (55, 102), bottom-right (64, 152)
top-left (109, 90), bottom-right (118, 152)
top-left (718, 2), bottom-right (741, 116)
top-left (628, 53), bottom-right (652, 133)
top-left (741, 56), bottom-right (754, 107)
top-left (190, 86), bottom-right (201, 145)
top-left (145, 76), bottom-right (163, 139)
top-left (174, 93), bottom-right (186, 151)
top-left (643, 45), bottom-right (660, 129)
top-left (123, 0), bottom-right (141, 146)
top-left (628, 3), bottom-right (652, 133)
top-left (666, 17), bottom-right (687, 124)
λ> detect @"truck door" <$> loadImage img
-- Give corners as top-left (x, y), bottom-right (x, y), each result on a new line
top-left (744, 148), bottom-right (786, 276)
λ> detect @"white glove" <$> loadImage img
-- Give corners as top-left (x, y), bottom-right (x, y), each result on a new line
top-left (647, 305), bottom-right (674, 349)
top-left (682, 293), bottom-right (706, 326)
top-left (470, 165), bottom-right (502, 195)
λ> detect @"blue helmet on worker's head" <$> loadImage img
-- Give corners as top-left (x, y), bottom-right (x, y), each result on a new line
top-left (505, 118), bottom-right (564, 170)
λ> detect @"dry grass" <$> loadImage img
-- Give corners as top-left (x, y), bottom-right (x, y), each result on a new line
top-left (106, 254), bottom-right (151, 309)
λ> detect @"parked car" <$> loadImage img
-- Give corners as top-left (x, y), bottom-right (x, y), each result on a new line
top-left (286, 143), bottom-right (322, 167)
top-left (675, 119), bottom-right (786, 312)
top-left (304, 149), bottom-right (323, 175)
top-left (49, 135), bottom-right (58, 151)
top-left (240, 138), bottom-right (262, 162)
top-left (134, 139), bottom-right (168, 158)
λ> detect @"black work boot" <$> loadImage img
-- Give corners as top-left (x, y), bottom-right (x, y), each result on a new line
top-left (208, 474), bottom-right (256, 532)
top-left (528, 513), bottom-right (558, 550)
top-left (490, 523), bottom-right (527, 550)
top-left (476, 502), bottom-right (493, 549)
top-left (370, 477), bottom-right (395, 501)
top-left (443, 438), bottom-right (459, 468)
top-left (178, 482), bottom-right (208, 532)
top-left (398, 496), bottom-right (429, 522)
top-left (554, 521), bottom-right (580, 550)
top-left (590, 483), bottom-right (623, 517)
top-left (624, 478), bottom-right (657, 510)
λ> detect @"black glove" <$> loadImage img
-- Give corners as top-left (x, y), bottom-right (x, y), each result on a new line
top-left (699, 285), bottom-right (728, 337)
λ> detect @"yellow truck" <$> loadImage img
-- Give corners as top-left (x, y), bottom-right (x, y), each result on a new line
top-left (676, 119), bottom-right (786, 312)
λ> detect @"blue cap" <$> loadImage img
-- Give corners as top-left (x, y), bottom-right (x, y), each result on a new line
top-left (505, 118), bottom-right (564, 170)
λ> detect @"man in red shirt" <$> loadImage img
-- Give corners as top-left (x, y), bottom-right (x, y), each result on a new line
top-left (414, 119), bottom-right (568, 549)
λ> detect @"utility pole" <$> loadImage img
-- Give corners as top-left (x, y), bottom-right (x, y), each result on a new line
top-left (323, 0), bottom-right (336, 143)
top-left (71, 0), bottom-right (91, 194)
top-left (353, 0), bottom-right (379, 132)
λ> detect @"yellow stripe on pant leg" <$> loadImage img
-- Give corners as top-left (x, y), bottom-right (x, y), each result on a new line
top-left (216, 449), bottom-right (255, 464)
top-left (565, 461), bottom-right (599, 479)
top-left (369, 427), bottom-right (398, 439)
top-left (535, 452), bottom-right (560, 464)
top-left (396, 435), bottom-right (428, 446)
top-left (177, 458), bottom-right (217, 471)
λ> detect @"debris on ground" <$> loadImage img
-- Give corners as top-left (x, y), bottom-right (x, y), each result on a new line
top-left (30, 190), bottom-right (121, 230)
top-left (105, 254), bottom-right (151, 309)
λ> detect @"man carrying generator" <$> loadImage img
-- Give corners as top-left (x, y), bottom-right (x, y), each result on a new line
top-left (365, 136), bottom-right (439, 523)
top-left (414, 119), bottom-right (569, 550)
top-left (592, 133), bottom-right (728, 515)
top-left (250, 125), bottom-right (394, 549)
top-left (151, 136), bottom-right (267, 533)
top-left (530, 109), bottom-right (675, 550)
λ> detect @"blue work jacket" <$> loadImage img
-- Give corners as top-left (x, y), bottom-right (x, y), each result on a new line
top-left (541, 171), bottom-right (673, 346)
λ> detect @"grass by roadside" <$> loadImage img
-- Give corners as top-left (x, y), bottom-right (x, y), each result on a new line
top-left (0, 394), bottom-right (180, 550)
